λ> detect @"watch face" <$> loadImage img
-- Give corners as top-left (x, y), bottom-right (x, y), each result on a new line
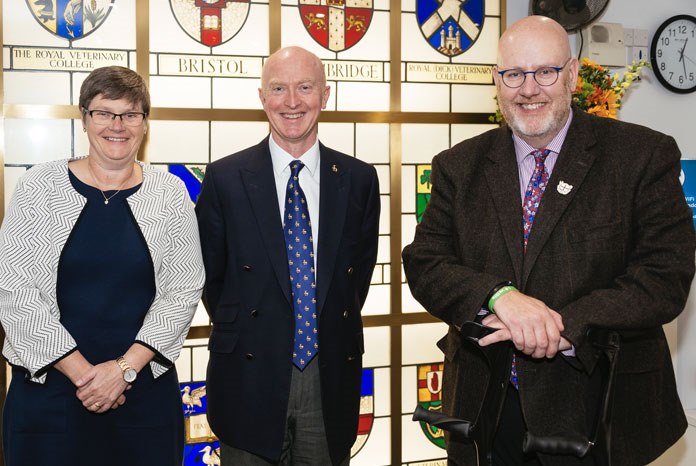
top-left (124, 368), bottom-right (137, 383)
top-left (650, 15), bottom-right (696, 93)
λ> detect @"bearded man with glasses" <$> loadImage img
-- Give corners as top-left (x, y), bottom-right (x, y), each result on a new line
top-left (403, 15), bottom-right (694, 466)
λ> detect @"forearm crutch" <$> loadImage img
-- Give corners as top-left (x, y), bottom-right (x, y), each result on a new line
top-left (413, 321), bottom-right (513, 466)
top-left (523, 328), bottom-right (620, 466)
top-left (414, 323), bottom-right (620, 466)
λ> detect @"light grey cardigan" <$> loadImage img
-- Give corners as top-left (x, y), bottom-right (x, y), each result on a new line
top-left (0, 158), bottom-right (205, 383)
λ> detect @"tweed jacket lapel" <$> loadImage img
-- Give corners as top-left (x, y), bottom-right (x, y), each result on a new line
top-left (316, 145), bottom-right (349, 315)
top-left (240, 138), bottom-right (292, 306)
top-left (485, 128), bottom-right (525, 286)
top-left (521, 109), bottom-right (598, 286)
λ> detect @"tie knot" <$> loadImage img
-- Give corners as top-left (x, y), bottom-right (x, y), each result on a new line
top-left (290, 161), bottom-right (305, 177)
top-left (531, 149), bottom-right (550, 165)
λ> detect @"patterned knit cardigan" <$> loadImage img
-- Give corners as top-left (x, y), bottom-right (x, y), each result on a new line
top-left (0, 158), bottom-right (205, 383)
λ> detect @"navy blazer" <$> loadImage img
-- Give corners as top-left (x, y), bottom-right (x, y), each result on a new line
top-left (403, 108), bottom-right (695, 465)
top-left (196, 137), bottom-right (380, 464)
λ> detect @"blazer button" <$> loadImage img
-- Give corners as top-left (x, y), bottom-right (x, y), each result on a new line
top-left (245, 353), bottom-right (254, 360)
top-left (347, 355), bottom-right (356, 361)
top-left (346, 266), bottom-right (354, 275)
top-left (243, 265), bottom-right (252, 271)
top-left (343, 310), bottom-right (349, 318)
top-left (251, 309), bottom-right (258, 318)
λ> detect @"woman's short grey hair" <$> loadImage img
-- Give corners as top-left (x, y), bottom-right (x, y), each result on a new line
top-left (79, 66), bottom-right (150, 114)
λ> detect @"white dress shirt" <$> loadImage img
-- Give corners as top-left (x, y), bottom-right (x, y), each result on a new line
top-left (269, 135), bottom-right (321, 272)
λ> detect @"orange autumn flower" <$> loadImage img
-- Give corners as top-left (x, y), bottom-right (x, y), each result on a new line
top-left (572, 58), bottom-right (648, 119)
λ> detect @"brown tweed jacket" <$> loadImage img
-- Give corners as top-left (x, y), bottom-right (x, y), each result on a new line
top-left (402, 107), bottom-right (695, 465)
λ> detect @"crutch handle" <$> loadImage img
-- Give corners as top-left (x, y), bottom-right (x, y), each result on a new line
top-left (412, 404), bottom-right (474, 438)
top-left (522, 432), bottom-right (592, 458)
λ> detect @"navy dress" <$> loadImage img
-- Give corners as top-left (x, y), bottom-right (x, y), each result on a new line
top-left (3, 171), bottom-right (184, 466)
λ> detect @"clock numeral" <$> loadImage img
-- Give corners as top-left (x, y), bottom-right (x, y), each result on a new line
top-left (657, 49), bottom-right (662, 58)
top-left (669, 25), bottom-right (688, 36)
top-left (661, 62), bottom-right (666, 71)
top-left (660, 37), bottom-right (670, 46)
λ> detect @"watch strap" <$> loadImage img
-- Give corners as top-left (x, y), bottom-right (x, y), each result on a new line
top-left (116, 356), bottom-right (133, 374)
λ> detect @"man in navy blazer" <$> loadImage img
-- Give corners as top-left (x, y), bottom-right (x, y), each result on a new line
top-left (403, 16), bottom-right (695, 466)
top-left (196, 46), bottom-right (380, 465)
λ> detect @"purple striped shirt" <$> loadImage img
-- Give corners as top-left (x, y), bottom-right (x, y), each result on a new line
top-left (513, 110), bottom-right (573, 202)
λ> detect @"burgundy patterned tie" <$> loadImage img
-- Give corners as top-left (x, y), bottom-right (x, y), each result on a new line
top-left (512, 149), bottom-right (550, 388)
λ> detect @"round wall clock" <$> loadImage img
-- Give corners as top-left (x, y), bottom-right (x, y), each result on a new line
top-left (650, 15), bottom-right (696, 93)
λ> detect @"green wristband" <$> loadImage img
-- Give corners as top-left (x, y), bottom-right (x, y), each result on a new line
top-left (487, 285), bottom-right (517, 312)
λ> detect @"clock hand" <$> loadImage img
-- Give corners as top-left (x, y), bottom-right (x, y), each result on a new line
top-left (684, 53), bottom-right (696, 66)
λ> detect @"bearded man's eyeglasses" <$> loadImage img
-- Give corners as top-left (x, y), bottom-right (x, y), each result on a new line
top-left (496, 58), bottom-right (572, 88)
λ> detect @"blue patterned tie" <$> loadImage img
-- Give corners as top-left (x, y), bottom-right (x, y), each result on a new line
top-left (284, 161), bottom-right (318, 369)
top-left (511, 149), bottom-right (550, 389)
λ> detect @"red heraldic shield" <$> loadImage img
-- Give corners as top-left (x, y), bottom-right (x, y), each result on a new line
top-left (299, 0), bottom-right (373, 52)
top-left (171, 0), bottom-right (250, 47)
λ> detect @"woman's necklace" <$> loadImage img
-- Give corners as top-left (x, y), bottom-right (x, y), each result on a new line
top-left (87, 161), bottom-right (134, 205)
top-left (100, 190), bottom-right (120, 205)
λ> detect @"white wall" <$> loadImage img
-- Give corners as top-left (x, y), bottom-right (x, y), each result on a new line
top-left (506, 2), bottom-right (696, 465)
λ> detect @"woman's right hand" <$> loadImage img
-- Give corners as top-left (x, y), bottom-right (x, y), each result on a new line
top-left (75, 360), bottom-right (131, 414)
top-left (54, 350), bottom-right (93, 386)
top-left (55, 351), bottom-right (129, 413)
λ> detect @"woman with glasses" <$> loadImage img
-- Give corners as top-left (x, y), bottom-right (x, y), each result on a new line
top-left (0, 66), bottom-right (205, 466)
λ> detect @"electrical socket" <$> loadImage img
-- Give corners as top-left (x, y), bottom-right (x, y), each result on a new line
top-left (634, 29), bottom-right (649, 47)
top-left (632, 46), bottom-right (649, 62)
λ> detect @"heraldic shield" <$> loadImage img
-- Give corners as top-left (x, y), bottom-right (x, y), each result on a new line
top-left (299, 0), bottom-right (373, 52)
top-left (416, 0), bottom-right (484, 57)
top-left (417, 363), bottom-right (446, 449)
top-left (26, 0), bottom-right (115, 41)
top-left (170, 0), bottom-right (250, 47)
top-left (350, 367), bottom-right (375, 457)
top-left (180, 381), bottom-right (222, 466)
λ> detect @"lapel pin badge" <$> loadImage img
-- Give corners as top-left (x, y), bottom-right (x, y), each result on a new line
top-left (557, 181), bottom-right (573, 195)
top-left (331, 164), bottom-right (338, 173)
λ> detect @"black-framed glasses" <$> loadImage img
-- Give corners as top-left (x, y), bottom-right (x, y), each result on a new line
top-left (497, 58), bottom-right (572, 88)
top-left (83, 108), bottom-right (147, 127)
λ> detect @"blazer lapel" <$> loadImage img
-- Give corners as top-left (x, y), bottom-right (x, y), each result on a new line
top-left (485, 129), bottom-right (525, 286)
top-left (522, 109), bottom-right (598, 284)
top-left (316, 146), bottom-right (349, 315)
top-left (241, 138), bottom-right (292, 305)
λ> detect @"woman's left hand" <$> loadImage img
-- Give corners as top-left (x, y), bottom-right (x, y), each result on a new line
top-left (75, 360), bottom-right (130, 414)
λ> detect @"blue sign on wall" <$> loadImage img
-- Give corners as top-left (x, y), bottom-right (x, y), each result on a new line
top-left (681, 160), bottom-right (696, 230)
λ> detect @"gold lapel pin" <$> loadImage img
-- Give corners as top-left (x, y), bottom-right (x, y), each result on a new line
top-left (331, 164), bottom-right (338, 173)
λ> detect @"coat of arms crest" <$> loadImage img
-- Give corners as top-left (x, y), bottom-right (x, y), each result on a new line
top-left (416, 0), bottom-right (485, 57)
top-left (350, 367), bottom-right (375, 457)
top-left (170, 0), bottom-right (250, 47)
top-left (26, 0), bottom-right (115, 41)
top-left (417, 362), bottom-right (446, 448)
top-left (299, 0), bottom-right (373, 52)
